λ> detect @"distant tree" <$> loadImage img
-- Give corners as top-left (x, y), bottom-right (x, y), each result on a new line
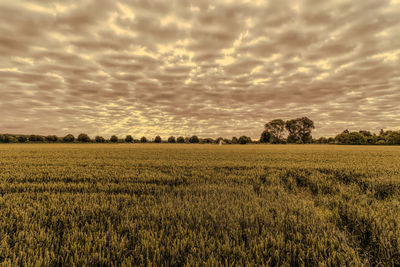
top-left (18, 135), bottom-right (28, 143)
top-left (215, 137), bottom-right (224, 144)
top-left (385, 131), bottom-right (400, 145)
top-left (259, 131), bottom-right (271, 143)
top-left (5, 135), bottom-right (17, 143)
top-left (110, 135), bottom-right (118, 143)
top-left (201, 138), bottom-right (214, 144)
top-left (264, 119), bottom-right (286, 143)
top-left (177, 136), bottom-right (185, 143)
top-left (335, 131), bottom-right (366, 145)
top-left (359, 130), bottom-right (372, 137)
top-left (231, 137), bottom-right (238, 144)
top-left (63, 134), bottom-right (75, 143)
top-left (77, 133), bottom-right (90, 143)
top-left (367, 135), bottom-right (378, 145)
top-left (29, 135), bottom-right (37, 142)
top-left (238, 136), bottom-right (251, 144)
top-left (125, 135), bottom-right (133, 143)
top-left (376, 140), bottom-right (386, 145)
top-left (358, 131), bottom-right (377, 144)
top-left (285, 117), bottom-right (314, 143)
top-left (316, 137), bottom-right (328, 144)
top-left (45, 135), bottom-right (58, 143)
top-left (189, 135), bottom-right (199, 143)
top-left (285, 120), bottom-right (299, 143)
top-left (95, 136), bottom-right (105, 143)
top-left (0, 135), bottom-right (13, 143)
top-left (10, 136), bottom-right (18, 143)
top-left (223, 138), bottom-right (231, 144)
top-left (335, 131), bottom-right (349, 144)
top-left (154, 136), bottom-right (162, 143)
top-left (140, 136), bottom-right (148, 143)
top-left (349, 132), bottom-right (366, 145)
top-left (168, 136), bottom-right (176, 143)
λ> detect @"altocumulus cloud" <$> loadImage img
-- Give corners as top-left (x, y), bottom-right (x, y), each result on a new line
top-left (0, 0), bottom-right (400, 138)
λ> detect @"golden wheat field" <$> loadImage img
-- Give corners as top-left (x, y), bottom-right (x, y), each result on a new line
top-left (0, 144), bottom-right (399, 265)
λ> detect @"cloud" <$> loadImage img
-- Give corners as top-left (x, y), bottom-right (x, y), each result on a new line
top-left (1, 0), bottom-right (400, 138)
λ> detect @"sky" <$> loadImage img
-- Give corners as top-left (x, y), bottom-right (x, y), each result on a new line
top-left (1, 0), bottom-right (399, 139)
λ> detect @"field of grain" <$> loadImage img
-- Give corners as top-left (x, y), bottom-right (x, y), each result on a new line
top-left (0, 144), bottom-right (399, 265)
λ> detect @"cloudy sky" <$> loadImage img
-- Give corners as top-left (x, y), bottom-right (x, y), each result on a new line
top-left (1, 0), bottom-right (399, 139)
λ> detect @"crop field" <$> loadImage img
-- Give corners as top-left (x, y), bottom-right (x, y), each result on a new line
top-left (0, 144), bottom-right (399, 265)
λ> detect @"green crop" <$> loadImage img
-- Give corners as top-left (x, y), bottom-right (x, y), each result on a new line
top-left (0, 144), bottom-right (399, 265)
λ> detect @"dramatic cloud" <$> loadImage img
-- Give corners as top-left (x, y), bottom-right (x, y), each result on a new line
top-left (1, 0), bottom-right (399, 138)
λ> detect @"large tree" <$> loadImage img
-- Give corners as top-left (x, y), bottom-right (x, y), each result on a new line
top-left (154, 136), bottom-right (162, 143)
top-left (285, 117), bottom-right (315, 143)
top-left (263, 119), bottom-right (286, 143)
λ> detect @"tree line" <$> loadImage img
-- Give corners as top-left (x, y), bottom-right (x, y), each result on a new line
top-left (1, 117), bottom-right (399, 145)
top-left (0, 133), bottom-right (252, 144)
top-left (259, 117), bottom-right (400, 145)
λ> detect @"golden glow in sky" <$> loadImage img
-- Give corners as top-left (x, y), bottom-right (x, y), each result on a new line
top-left (0, 0), bottom-right (399, 138)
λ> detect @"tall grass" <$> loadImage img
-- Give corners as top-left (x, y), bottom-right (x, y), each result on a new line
top-left (0, 144), bottom-right (399, 265)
